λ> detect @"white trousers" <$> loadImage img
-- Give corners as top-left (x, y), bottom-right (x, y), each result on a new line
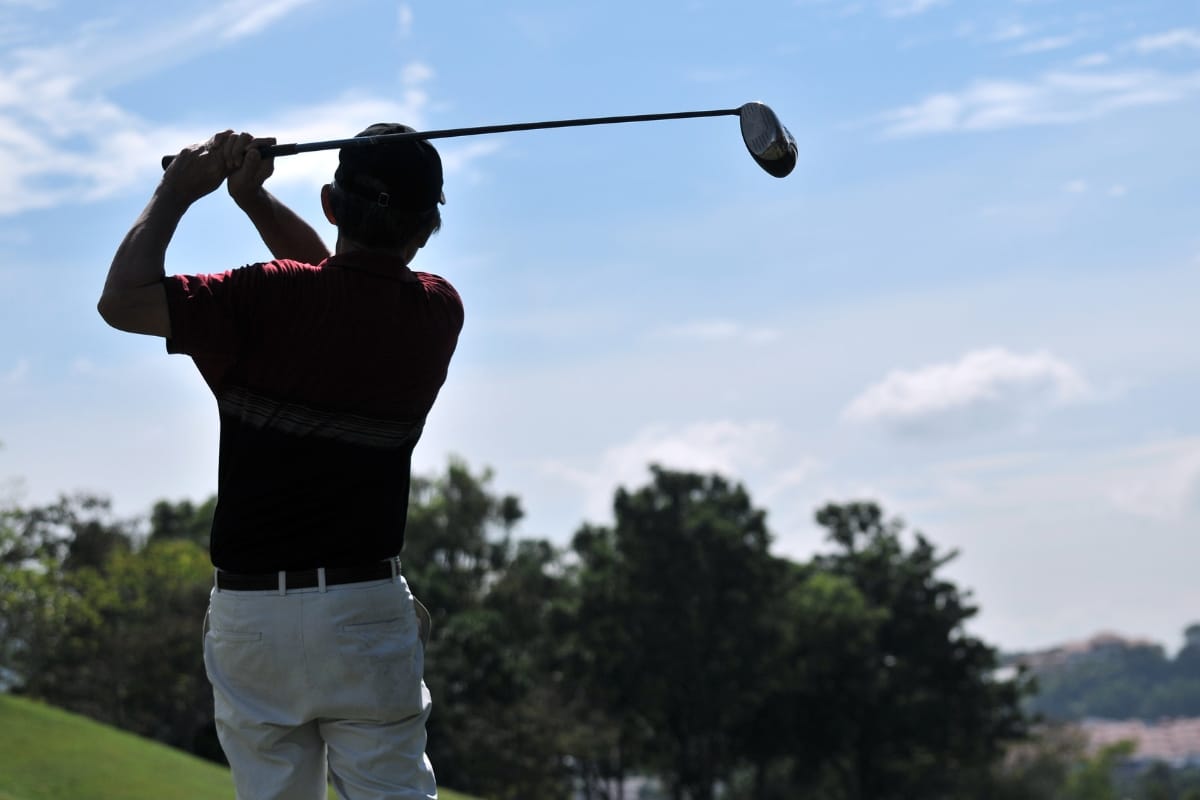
top-left (204, 574), bottom-right (437, 800)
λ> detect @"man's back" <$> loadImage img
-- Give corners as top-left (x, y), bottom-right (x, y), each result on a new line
top-left (164, 252), bottom-right (462, 572)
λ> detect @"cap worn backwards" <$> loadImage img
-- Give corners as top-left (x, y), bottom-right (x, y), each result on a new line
top-left (334, 123), bottom-right (445, 215)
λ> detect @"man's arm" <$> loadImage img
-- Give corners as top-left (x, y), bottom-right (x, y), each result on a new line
top-left (99, 130), bottom-right (242, 337)
top-left (228, 139), bottom-right (331, 265)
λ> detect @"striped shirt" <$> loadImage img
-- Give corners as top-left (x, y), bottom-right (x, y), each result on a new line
top-left (163, 251), bottom-right (463, 572)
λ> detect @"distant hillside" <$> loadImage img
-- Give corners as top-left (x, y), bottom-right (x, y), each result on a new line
top-left (1005, 626), bottom-right (1200, 722)
top-left (0, 694), bottom-right (479, 800)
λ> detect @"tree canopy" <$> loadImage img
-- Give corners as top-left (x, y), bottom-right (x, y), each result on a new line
top-left (6, 460), bottom-right (1190, 799)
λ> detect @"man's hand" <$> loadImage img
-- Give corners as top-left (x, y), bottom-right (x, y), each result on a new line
top-left (162, 130), bottom-right (245, 205)
top-left (228, 136), bottom-right (276, 207)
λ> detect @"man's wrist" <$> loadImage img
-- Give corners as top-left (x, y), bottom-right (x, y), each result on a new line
top-left (233, 187), bottom-right (272, 214)
top-left (152, 181), bottom-right (195, 215)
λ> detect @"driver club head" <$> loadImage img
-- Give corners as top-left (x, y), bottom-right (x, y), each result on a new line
top-left (739, 102), bottom-right (797, 178)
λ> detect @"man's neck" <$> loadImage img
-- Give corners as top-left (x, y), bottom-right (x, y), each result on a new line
top-left (335, 235), bottom-right (417, 264)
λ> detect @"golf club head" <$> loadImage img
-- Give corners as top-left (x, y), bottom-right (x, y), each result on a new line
top-left (739, 102), bottom-right (796, 178)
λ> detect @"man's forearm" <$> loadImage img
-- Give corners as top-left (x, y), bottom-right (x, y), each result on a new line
top-left (104, 186), bottom-right (187, 292)
top-left (236, 189), bottom-right (330, 264)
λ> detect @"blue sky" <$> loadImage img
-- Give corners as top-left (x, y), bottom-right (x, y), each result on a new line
top-left (1, 0), bottom-right (1197, 653)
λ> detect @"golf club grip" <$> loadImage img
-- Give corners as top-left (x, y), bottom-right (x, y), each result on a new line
top-left (160, 142), bottom-right (294, 171)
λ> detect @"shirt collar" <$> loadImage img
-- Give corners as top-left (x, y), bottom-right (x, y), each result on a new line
top-left (322, 251), bottom-right (419, 281)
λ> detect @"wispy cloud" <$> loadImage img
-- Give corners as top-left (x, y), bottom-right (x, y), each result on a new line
top-left (224, 0), bottom-right (318, 41)
top-left (0, 7), bottom-right (481, 215)
top-left (1133, 29), bottom-right (1200, 54)
top-left (991, 22), bottom-right (1030, 43)
top-left (541, 420), bottom-right (782, 520)
top-left (3, 358), bottom-right (30, 385)
top-left (1075, 53), bottom-right (1111, 68)
top-left (882, 0), bottom-right (947, 18)
top-left (1014, 34), bottom-right (1076, 55)
top-left (843, 348), bottom-right (1090, 437)
top-left (398, 4), bottom-right (414, 38)
top-left (1109, 439), bottom-right (1200, 522)
top-left (880, 69), bottom-right (1200, 136)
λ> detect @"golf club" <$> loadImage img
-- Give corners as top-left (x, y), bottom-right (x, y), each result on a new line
top-left (161, 101), bottom-right (797, 178)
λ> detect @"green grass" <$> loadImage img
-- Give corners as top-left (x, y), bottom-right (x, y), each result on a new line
top-left (0, 694), bottom-right (479, 800)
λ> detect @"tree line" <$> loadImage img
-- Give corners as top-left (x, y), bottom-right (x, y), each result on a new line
top-left (1, 459), bottom-right (1195, 799)
top-left (1021, 628), bottom-right (1200, 722)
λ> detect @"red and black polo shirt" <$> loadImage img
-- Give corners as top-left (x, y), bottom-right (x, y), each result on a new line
top-left (163, 251), bottom-right (463, 573)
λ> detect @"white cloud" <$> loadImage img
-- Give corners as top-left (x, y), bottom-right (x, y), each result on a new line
top-left (882, 0), bottom-right (947, 18)
top-left (1063, 178), bottom-right (1088, 193)
top-left (0, 3), bottom-right (446, 215)
top-left (398, 4), bottom-right (414, 37)
top-left (541, 420), bottom-right (782, 520)
top-left (1015, 35), bottom-right (1076, 55)
top-left (843, 348), bottom-right (1090, 436)
top-left (1133, 29), bottom-right (1200, 54)
top-left (1075, 53), bottom-right (1111, 68)
top-left (3, 358), bottom-right (30, 385)
top-left (0, 3), bottom-right (477, 215)
top-left (223, 0), bottom-right (317, 41)
top-left (880, 69), bottom-right (1200, 136)
top-left (991, 22), bottom-right (1030, 43)
top-left (1109, 439), bottom-right (1200, 522)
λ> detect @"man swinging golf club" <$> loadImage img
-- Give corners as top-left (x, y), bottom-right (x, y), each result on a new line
top-left (99, 125), bottom-right (460, 800)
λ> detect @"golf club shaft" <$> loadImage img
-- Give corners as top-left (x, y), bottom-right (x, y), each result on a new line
top-left (162, 108), bottom-right (742, 168)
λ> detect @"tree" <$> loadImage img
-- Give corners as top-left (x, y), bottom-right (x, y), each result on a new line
top-left (403, 458), bottom-right (576, 799)
top-left (1064, 740), bottom-right (1135, 800)
top-left (1, 493), bottom-right (131, 570)
top-left (808, 501), bottom-right (1032, 800)
top-left (568, 467), bottom-right (790, 800)
top-left (147, 496), bottom-right (216, 548)
top-left (401, 457), bottom-right (523, 624)
top-left (1, 495), bottom-right (218, 758)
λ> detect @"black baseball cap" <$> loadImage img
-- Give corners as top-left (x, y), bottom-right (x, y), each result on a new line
top-left (333, 123), bottom-right (445, 215)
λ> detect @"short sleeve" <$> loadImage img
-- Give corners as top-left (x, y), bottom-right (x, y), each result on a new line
top-left (163, 265), bottom-right (264, 358)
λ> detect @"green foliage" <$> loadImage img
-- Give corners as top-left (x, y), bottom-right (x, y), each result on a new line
top-left (147, 497), bottom-right (216, 548)
top-left (1065, 740), bottom-right (1137, 800)
top-left (2, 462), bottom-right (1042, 800)
top-left (1028, 628), bottom-right (1200, 720)
top-left (778, 501), bottom-right (1033, 800)
top-left (568, 467), bottom-right (789, 800)
top-left (988, 724), bottom-right (1089, 800)
top-left (404, 458), bottom-right (574, 800)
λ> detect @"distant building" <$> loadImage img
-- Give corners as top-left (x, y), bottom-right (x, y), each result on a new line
top-left (1006, 631), bottom-right (1163, 673)
top-left (1082, 718), bottom-right (1200, 768)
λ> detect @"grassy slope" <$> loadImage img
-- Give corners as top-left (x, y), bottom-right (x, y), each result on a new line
top-left (0, 695), bottom-right (478, 800)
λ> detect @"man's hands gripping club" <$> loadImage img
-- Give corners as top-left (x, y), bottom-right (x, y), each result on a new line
top-left (162, 130), bottom-right (272, 205)
top-left (100, 130), bottom-right (329, 337)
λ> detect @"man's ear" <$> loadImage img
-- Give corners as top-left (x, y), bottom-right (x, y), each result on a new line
top-left (320, 184), bottom-right (337, 225)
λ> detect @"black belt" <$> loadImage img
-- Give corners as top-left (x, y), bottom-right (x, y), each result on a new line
top-left (215, 558), bottom-right (398, 592)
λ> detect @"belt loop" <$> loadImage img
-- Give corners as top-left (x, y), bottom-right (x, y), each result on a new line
top-left (318, 567), bottom-right (327, 593)
top-left (214, 567), bottom-right (221, 593)
top-left (390, 557), bottom-right (399, 582)
top-left (277, 571), bottom-right (286, 596)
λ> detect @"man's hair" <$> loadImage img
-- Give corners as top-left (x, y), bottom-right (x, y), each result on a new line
top-left (328, 186), bottom-right (442, 250)
top-left (332, 123), bottom-right (444, 251)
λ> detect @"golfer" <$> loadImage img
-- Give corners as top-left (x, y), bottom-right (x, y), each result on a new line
top-left (98, 126), bottom-right (461, 800)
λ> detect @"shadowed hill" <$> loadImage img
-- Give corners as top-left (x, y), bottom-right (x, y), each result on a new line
top-left (0, 694), bottom-right (478, 800)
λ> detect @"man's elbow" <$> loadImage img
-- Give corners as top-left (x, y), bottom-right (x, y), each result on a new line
top-left (97, 292), bottom-right (137, 332)
top-left (96, 288), bottom-right (170, 337)
top-left (97, 293), bottom-right (120, 327)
